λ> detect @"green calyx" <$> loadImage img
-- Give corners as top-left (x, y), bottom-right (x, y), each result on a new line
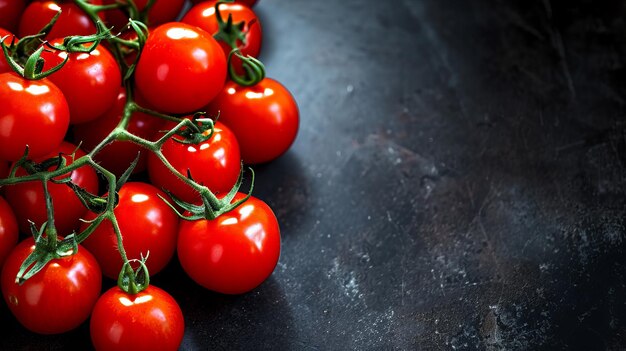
top-left (118, 258), bottom-right (150, 295)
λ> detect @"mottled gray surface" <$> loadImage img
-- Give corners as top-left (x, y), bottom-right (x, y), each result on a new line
top-left (2, 0), bottom-right (626, 350)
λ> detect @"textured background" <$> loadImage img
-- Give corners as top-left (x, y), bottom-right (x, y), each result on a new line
top-left (2, 0), bottom-right (626, 350)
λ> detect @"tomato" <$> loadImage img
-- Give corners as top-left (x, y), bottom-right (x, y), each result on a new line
top-left (1, 237), bottom-right (102, 334)
top-left (90, 285), bottom-right (184, 351)
top-left (0, 161), bottom-right (8, 180)
top-left (0, 27), bottom-right (17, 74)
top-left (40, 39), bottom-right (121, 124)
top-left (182, 0), bottom-right (262, 73)
top-left (134, 22), bottom-right (227, 114)
top-left (19, 1), bottom-right (96, 39)
top-left (190, 0), bottom-right (258, 7)
top-left (147, 120), bottom-right (241, 203)
top-left (0, 196), bottom-right (18, 268)
top-left (81, 182), bottom-right (179, 279)
top-left (72, 88), bottom-right (165, 176)
top-left (5, 142), bottom-right (99, 236)
top-left (0, 72), bottom-right (70, 162)
top-left (0, 0), bottom-right (26, 33)
top-left (177, 192), bottom-right (280, 294)
top-left (103, 0), bottom-right (185, 29)
top-left (206, 78), bottom-right (299, 164)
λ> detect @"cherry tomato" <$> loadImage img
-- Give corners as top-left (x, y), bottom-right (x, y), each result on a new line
top-left (90, 285), bottom-right (184, 351)
top-left (81, 182), bottom-right (179, 279)
top-left (41, 39), bottom-right (121, 124)
top-left (1, 237), bottom-right (102, 334)
top-left (72, 88), bottom-right (165, 176)
top-left (103, 0), bottom-right (185, 29)
top-left (0, 161), bottom-right (8, 180)
top-left (5, 142), bottom-right (99, 236)
top-left (0, 27), bottom-right (18, 74)
top-left (190, 0), bottom-right (258, 7)
top-left (182, 0), bottom-right (262, 73)
top-left (0, 72), bottom-right (69, 162)
top-left (0, 0), bottom-right (26, 33)
top-left (206, 78), bottom-right (299, 164)
top-left (147, 121), bottom-right (241, 203)
top-left (135, 22), bottom-right (227, 114)
top-left (0, 196), bottom-right (18, 268)
top-left (177, 192), bottom-right (280, 294)
top-left (19, 1), bottom-right (96, 39)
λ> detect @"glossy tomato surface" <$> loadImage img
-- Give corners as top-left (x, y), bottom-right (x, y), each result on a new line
top-left (0, 72), bottom-right (69, 161)
top-left (103, 0), bottom-right (185, 29)
top-left (19, 1), bottom-right (96, 39)
top-left (134, 22), bottom-right (227, 114)
top-left (206, 78), bottom-right (299, 164)
top-left (1, 238), bottom-right (102, 334)
top-left (81, 182), bottom-right (179, 279)
top-left (41, 39), bottom-right (121, 124)
top-left (177, 192), bottom-right (281, 294)
top-left (147, 121), bottom-right (241, 203)
top-left (0, 0), bottom-right (26, 33)
top-left (190, 0), bottom-right (258, 7)
top-left (0, 196), bottom-right (18, 268)
top-left (90, 285), bottom-right (184, 351)
top-left (0, 27), bottom-right (17, 74)
top-left (5, 142), bottom-right (99, 236)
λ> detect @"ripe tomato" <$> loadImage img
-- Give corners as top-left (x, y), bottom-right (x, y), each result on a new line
top-left (0, 161), bottom-right (8, 180)
top-left (103, 0), bottom-right (185, 29)
top-left (72, 88), bottom-right (165, 176)
top-left (5, 142), bottom-right (99, 236)
top-left (0, 27), bottom-right (17, 74)
top-left (0, 72), bottom-right (69, 162)
top-left (1, 237), bottom-right (102, 334)
top-left (147, 121), bottom-right (241, 203)
top-left (0, 196), bottom-right (18, 268)
top-left (90, 285), bottom-right (184, 351)
top-left (135, 22), bottom-right (227, 114)
top-left (81, 182), bottom-right (179, 279)
top-left (182, 0), bottom-right (262, 73)
top-left (190, 0), bottom-right (258, 7)
top-left (206, 78), bottom-right (299, 164)
top-left (41, 39), bottom-right (121, 124)
top-left (19, 1), bottom-right (96, 39)
top-left (177, 192), bottom-right (280, 294)
top-left (0, 0), bottom-right (26, 33)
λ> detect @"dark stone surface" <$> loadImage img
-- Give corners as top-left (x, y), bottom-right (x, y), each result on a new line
top-left (2, 0), bottom-right (626, 349)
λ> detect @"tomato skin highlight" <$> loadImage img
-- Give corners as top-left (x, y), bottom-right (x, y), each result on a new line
top-left (134, 22), bottom-right (227, 114)
top-left (177, 193), bottom-right (281, 294)
top-left (81, 182), bottom-right (179, 279)
top-left (147, 121), bottom-right (241, 203)
top-left (0, 72), bottom-right (70, 162)
top-left (0, 196), bottom-right (18, 269)
top-left (5, 142), bottom-right (99, 236)
top-left (90, 285), bottom-right (184, 351)
top-left (206, 78), bottom-right (299, 164)
top-left (1, 238), bottom-right (102, 334)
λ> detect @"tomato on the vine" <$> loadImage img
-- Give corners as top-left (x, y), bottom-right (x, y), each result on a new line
top-left (0, 196), bottom-right (18, 268)
top-left (190, 0), bottom-right (258, 7)
top-left (147, 120), bottom-right (241, 203)
top-left (5, 142), bottom-right (99, 236)
top-left (18, 1), bottom-right (96, 39)
top-left (0, 27), bottom-right (17, 74)
top-left (81, 182), bottom-right (179, 279)
top-left (41, 38), bottom-right (121, 124)
top-left (206, 78), bottom-right (299, 164)
top-left (135, 22), bottom-right (227, 114)
top-left (103, 0), bottom-right (185, 29)
top-left (1, 238), bottom-right (102, 334)
top-left (90, 285), bottom-right (184, 351)
top-left (0, 0), bottom-right (26, 33)
top-left (177, 192), bottom-right (281, 294)
top-left (0, 72), bottom-right (69, 162)
top-left (72, 88), bottom-right (166, 176)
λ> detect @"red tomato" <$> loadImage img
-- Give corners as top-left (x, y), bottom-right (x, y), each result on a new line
top-left (0, 196), bottom-right (18, 268)
top-left (0, 72), bottom-right (69, 162)
top-left (206, 78), bottom-right (299, 164)
top-left (0, 0), bottom-right (26, 33)
top-left (90, 285), bottom-right (184, 351)
top-left (190, 0), bottom-right (258, 7)
top-left (147, 121), bottom-right (241, 203)
top-left (19, 1), bottom-right (96, 39)
top-left (177, 192), bottom-right (280, 294)
top-left (0, 27), bottom-right (17, 74)
top-left (72, 88), bottom-right (165, 176)
top-left (103, 0), bottom-right (185, 29)
top-left (5, 142), bottom-right (99, 236)
top-left (1, 237), bottom-right (102, 334)
top-left (40, 39), bottom-right (121, 124)
top-left (0, 160), bottom-right (8, 180)
top-left (81, 182), bottom-right (179, 279)
top-left (182, 0), bottom-right (262, 72)
top-left (135, 22), bottom-right (227, 114)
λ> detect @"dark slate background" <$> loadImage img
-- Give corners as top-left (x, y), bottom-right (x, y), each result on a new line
top-left (2, 0), bottom-right (626, 349)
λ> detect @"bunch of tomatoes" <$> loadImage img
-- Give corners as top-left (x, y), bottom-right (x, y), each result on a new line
top-left (0, 0), bottom-right (299, 349)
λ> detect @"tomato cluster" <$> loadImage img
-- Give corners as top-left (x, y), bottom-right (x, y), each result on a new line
top-left (0, 0), bottom-right (298, 349)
